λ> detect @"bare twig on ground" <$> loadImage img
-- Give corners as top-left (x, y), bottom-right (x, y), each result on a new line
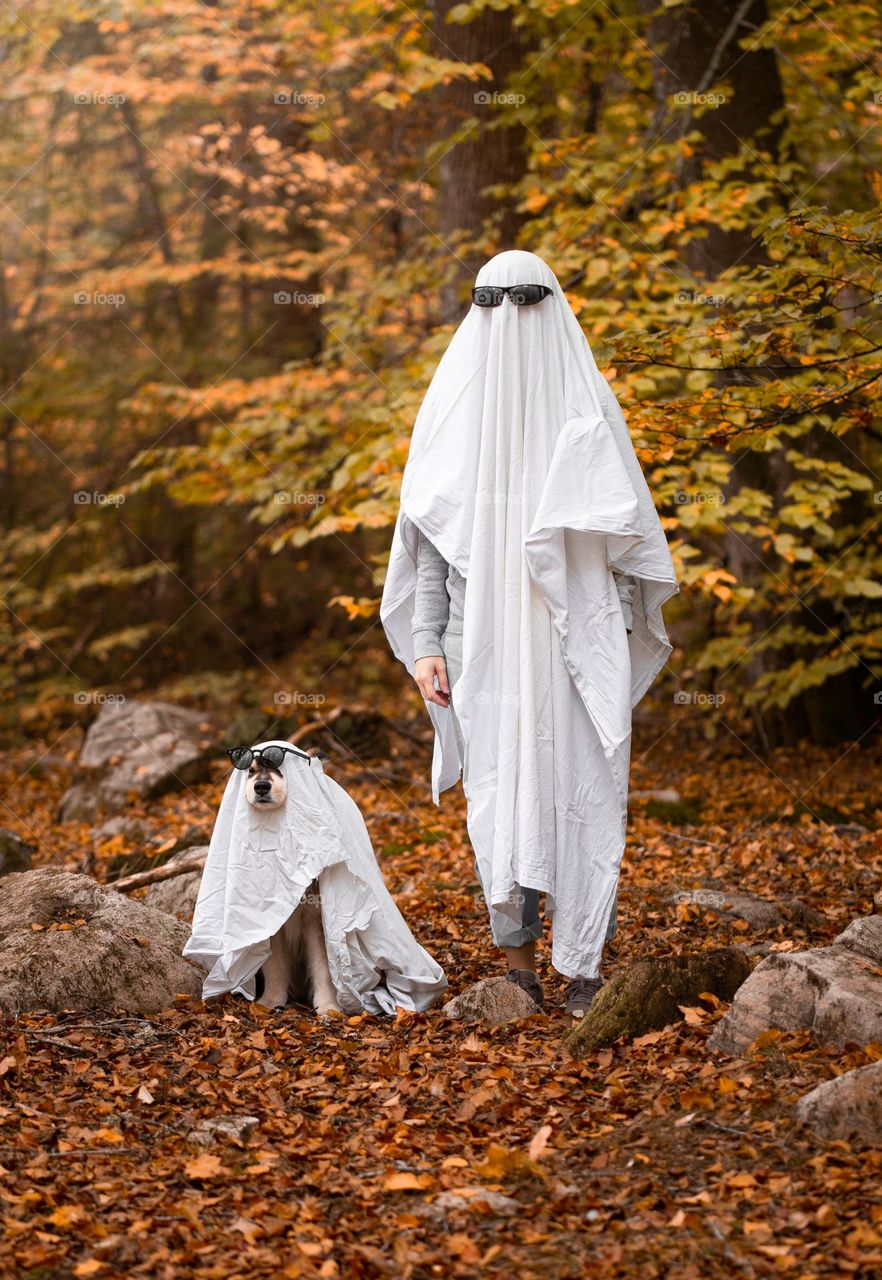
top-left (109, 851), bottom-right (207, 893)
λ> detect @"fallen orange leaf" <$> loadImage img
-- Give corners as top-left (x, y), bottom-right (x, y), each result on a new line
top-left (382, 1171), bottom-right (432, 1192)
top-left (184, 1153), bottom-right (224, 1180)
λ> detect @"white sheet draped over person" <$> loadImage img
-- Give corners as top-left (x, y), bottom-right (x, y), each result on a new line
top-left (381, 250), bottom-right (678, 987)
top-left (183, 740), bottom-right (447, 1015)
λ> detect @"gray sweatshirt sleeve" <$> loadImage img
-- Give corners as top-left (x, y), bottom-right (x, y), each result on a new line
top-left (613, 571), bottom-right (637, 632)
top-left (412, 531), bottom-right (450, 659)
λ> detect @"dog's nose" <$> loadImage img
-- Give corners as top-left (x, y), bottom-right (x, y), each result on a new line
top-left (254, 779), bottom-right (272, 797)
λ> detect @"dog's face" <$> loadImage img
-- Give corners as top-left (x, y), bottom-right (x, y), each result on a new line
top-left (244, 759), bottom-right (288, 809)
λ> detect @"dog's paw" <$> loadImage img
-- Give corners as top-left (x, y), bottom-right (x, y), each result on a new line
top-left (255, 996), bottom-right (287, 1012)
top-left (315, 1004), bottom-right (343, 1020)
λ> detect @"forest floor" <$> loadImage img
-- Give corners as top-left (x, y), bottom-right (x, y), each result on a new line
top-left (1, 667), bottom-right (881, 1280)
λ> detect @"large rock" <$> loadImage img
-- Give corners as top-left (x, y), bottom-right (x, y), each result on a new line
top-left (427, 1189), bottom-right (519, 1219)
top-left (145, 847), bottom-right (207, 920)
top-left (708, 915), bottom-right (882, 1055)
top-left (58, 700), bottom-right (213, 821)
top-left (670, 887), bottom-right (824, 932)
top-left (834, 915), bottom-right (882, 963)
top-left (0, 828), bottom-right (35, 875)
top-left (0, 869), bottom-right (202, 1014)
top-left (567, 948), bottom-right (753, 1055)
top-left (93, 816), bottom-right (148, 844)
top-left (795, 1062), bottom-right (882, 1142)
top-left (443, 977), bottom-right (542, 1026)
top-left (190, 1115), bottom-right (261, 1145)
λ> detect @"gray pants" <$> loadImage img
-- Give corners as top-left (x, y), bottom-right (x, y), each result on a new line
top-left (441, 624), bottom-right (618, 956)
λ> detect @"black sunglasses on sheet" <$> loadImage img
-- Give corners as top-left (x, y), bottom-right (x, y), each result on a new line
top-left (226, 744), bottom-right (311, 771)
top-left (471, 284), bottom-right (553, 307)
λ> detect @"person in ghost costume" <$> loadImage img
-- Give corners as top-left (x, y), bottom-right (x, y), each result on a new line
top-left (380, 250), bottom-right (678, 1017)
top-left (183, 740), bottom-right (447, 1015)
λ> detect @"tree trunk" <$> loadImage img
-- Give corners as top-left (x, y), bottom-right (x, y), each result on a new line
top-left (429, 1), bottom-right (531, 320)
top-left (644, 0), bottom-right (871, 744)
top-left (644, 0), bottom-right (785, 277)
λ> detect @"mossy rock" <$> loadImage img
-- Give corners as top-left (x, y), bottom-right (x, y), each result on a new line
top-left (644, 796), bottom-right (705, 825)
top-left (782, 800), bottom-right (861, 826)
top-left (0, 828), bottom-right (35, 875)
top-left (566, 947), bottom-right (753, 1055)
top-left (225, 706), bottom-right (284, 749)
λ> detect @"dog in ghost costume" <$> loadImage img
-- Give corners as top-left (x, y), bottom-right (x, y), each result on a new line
top-left (237, 742), bottom-right (339, 1014)
top-left (183, 740), bottom-right (447, 1016)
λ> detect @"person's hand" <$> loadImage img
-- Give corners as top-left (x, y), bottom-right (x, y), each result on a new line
top-left (414, 655), bottom-right (450, 707)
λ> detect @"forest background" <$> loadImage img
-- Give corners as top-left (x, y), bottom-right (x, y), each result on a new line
top-left (2, 6), bottom-right (882, 1278)
top-left (2, 0), bottom-right (882, 748)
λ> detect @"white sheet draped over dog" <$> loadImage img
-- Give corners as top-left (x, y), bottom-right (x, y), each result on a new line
top-left (183, 741), bottom-right (447, 1013)
top-left (381, 250), bottom-right (678, 978)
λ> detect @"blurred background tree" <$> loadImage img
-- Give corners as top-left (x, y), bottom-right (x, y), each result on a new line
top-left (1, 0), bottom-right (880, 745)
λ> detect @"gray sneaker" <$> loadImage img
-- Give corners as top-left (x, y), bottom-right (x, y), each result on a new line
top-left (505, 968), bottom-right (544, 1008)
top-left (565, 976), bottom-right (603, 1018)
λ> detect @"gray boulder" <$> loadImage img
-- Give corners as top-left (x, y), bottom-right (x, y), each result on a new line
top-left (59, 700), bottom-right (213, 821)
top-left (0, 868), bottom-right (202, 1014)
top-left (795, 1061), bottom-right (882, 1142)
top-left (834, 914), bottom-right (882, 963)
top-left (145, 847), bottom-right (208, 920)
top-left (93, 816), bottom-right (148, 844)
top-left (429, 1189), bottom-right (519, 1218)
top-left (670, 887), bottom-right (824, 932)
top-left (443, 976), bottom-right (542, 1025)
top-left (190, 1115), bottom-right (261, 1145)
top-left (0, 828), bottom-right (35, 875)
top-left (709, 915), bottom-right (882, 1055)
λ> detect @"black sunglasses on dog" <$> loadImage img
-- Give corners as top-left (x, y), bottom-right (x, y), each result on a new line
top-left (471, 283), bottom-right (553, 307)
top-left (226, 744), bottom-right (311, 771)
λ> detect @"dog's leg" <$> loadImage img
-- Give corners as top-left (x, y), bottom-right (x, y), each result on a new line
top-left (257, 927), bottom-right (291, 1010)
top-left (302, 904), bottom-right (340, 1017)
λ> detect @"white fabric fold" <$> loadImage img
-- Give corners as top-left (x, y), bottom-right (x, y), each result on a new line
top-left (380, 250), bottom-right (678, 977)
top-left (183, 740), bottom-right (447, 1014)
